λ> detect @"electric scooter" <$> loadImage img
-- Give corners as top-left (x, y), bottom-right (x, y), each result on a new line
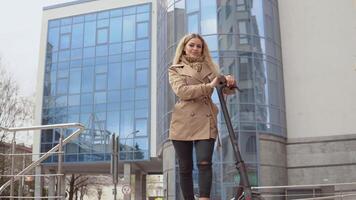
top-left (216, 76), bottom-right (264, 200)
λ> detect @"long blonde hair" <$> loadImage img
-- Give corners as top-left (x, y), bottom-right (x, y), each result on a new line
top-left (172, 33), bottom-right (219, 76)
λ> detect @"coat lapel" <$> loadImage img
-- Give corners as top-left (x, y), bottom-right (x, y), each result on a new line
top-left (179, 63), bottom-right (204, 83)
top-left (200, 62), bottom-right (213, 81)
top-left (178, 63), bottom-right (213, 83)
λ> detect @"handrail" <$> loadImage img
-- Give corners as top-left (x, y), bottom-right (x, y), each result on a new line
top-left (251, 182), bottom-right (356, 199)
top-left (0, 123), bottom-right (85, 195)
top-left (251, 181), bottom-right (356, 190)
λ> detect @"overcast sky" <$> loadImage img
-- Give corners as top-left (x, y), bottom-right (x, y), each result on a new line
top-left (0, 0), bottom-right (73, 97)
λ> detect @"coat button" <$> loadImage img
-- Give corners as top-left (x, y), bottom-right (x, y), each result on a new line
top-left (191, 112), bottom-right (195, 117)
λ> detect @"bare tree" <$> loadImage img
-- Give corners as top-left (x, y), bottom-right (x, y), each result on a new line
top-left (96, 186), bottom-right (103, 200)
top-left (0, 59), bottom-right (34, 198)
top-left (66, 174), bottom-right (111, 200)
top-left (0, 60), bottom-right (33, 140)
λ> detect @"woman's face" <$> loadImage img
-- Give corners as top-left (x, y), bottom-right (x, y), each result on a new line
top-left (184, 37), bottom-right (203, 58)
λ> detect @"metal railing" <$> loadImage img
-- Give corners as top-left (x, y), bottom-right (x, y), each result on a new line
top-left (0, 123), bottom-right (85, 199)
top-left (251, 182), bottom-right (356, 200)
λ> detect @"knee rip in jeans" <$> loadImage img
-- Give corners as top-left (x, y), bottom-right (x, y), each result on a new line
top-left (197, 161), bottom-right (212, 170)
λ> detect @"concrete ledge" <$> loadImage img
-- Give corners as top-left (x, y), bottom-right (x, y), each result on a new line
top-left (287, 133), bottom-right (356, 186)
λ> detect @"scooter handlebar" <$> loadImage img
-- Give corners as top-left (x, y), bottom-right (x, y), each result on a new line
top-left (216, 75), bottom-right (242, 92)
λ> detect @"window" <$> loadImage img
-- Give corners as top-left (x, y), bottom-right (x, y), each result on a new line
top-left (137, 22), bottom-right (149, 38)
top-left (225, 0), bottom-right (232, 19)
top-left (238, 21), bottom-right (248, 44)
top-left (186, 0), bottom-right (199, 13)
top-left (246, 136), bottom-right (256, 153)
top-left (97, 28), bottom-right (108, 44)
top-left (84, 21), bottom-right (96, 47)
top-left (237, 0), bottom-right (246, 11)
top-left (187, 14), bottom-right (199, 33)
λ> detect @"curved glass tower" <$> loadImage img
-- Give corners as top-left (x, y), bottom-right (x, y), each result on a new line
top-left (157, 0), bottom-right (286, 199)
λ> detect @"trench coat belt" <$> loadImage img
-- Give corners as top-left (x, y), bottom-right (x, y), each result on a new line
top-left (179, 96), bottom-right (210, 104)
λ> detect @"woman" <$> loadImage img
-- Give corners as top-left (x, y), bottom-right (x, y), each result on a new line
top-left (168, 33), bottom-right (236, 200)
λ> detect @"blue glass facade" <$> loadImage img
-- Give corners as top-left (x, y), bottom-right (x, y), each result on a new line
top-left (41, 3), bottom-right (152, 163)
top-left (157, 0), bottom-right (285, 199)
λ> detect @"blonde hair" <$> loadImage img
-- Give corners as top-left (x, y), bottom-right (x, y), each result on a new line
top-left (172, 33), bottom-right (219, 76)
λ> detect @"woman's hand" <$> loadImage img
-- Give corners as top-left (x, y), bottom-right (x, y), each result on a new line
top-left (208, 76), bottom-right (220, 88)
top-left (225, 74), bottom-right (236, 88)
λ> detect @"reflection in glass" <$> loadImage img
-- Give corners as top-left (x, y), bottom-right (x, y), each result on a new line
top-left (95, 74), bottom-right (107, 91)
top-left (134, 137), bottom-right (148, 151)
top-left (94, 92), bottom-right (106, 104)
top-left (96, 45), bottom-right (108, 56)
top-left (68, 95), bottom-right (80, 106)
top-left (48, 28), bottom-right (59, 51)
top-left (57, 79), bottom-right (68, 94)
top-left (186, 0), bottom-right (199, 13)
top-left (58, 50), bottom-right (70, 62)
top-left (83, 47), bottom-right (95, 58)
top-left (135, 119), bottom-right (147, 136)
top-left (43, 4), bottom-right (151, 163)
top-left (123, 15), bottom-right (136, 41)
top-left (97, 28), bottom-right (108, 44)
top-left (136, 69), bottom-right (148, 86)
top-left (109, 43), bottom-right (121, 55)
top-left (60, 34), bottom-right (70, 49)
top-left (84, 21), bottom-right (96, 47)
top-left (136, 39), bottom-right (149, 51)
top-left (121, 62), bottom-right (135, 89)
top-left (110, 17), bottom-right (122, 43)
top-left (81, 67), bottom-right (94, 92)
top-left (97, 19), bottom-right (109, 28)
top-left (108, 63), bottom-right (120, 90)
top-left (61, 25), bottom-right (71, 34)
top-left (201, 0), bottom-right (217, 34)
top-left (135, 87), bottom-right (148, 100)
top-left (187, 14), bottom-right (198, 33)
top-left (123, 41), bottom-right (135, 53)
top-left (120, 110), bottom-right (134, 138)
top-left (137, 22), bottom-right (149, 38)
top-left (136, 59), bottom-right (149, 69)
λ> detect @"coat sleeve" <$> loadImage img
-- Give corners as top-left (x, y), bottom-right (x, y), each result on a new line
top-left (168, 67), bottom-right (212, 100)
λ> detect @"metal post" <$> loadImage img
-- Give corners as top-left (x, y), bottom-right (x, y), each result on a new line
top-left (18, 154), bottom-right (26, 196)
top-left (57, 128), bottom-right (63, 200)
top-left (10, 131), bottom-right (16, 200)
top-left (111, 134), bottom-right (118, 200)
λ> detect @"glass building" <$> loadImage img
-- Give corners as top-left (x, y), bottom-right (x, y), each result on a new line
top-left (157, 0), bottom-right (286, 199)
top-left (41, 4), bottom-right (152, 163)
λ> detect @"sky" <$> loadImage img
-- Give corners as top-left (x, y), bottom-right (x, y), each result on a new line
top-left (0, 1), bottom-right (74, 145)
top-left (0, 0), bottom-right (73, 97)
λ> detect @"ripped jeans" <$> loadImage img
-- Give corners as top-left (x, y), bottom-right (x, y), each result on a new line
top-left (172, 139), bottom-right (215, 200)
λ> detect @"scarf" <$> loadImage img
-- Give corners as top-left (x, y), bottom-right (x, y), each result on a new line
top-left (180, 55), bottom-right (205, 72)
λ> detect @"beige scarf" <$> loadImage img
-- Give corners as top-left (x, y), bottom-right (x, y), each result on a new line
top-left (180, 55), bottom-right (205, 72)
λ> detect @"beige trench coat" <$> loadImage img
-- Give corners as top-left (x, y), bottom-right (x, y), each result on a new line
top-left (168, 62), bottom-right (220, 141)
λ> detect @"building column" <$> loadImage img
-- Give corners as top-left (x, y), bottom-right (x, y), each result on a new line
top-left (34, 166), bottom-right (42, 200)
top-left (123, 163), bottom-right (131, 200)
top-left (162, 141), bottom-right (177, 200)
top-left (59, 173), bottom-right (66, 199)
top-left (134, 171), bottom-right (147, 200)
top-left (48, 170), bottom-right (56, 200)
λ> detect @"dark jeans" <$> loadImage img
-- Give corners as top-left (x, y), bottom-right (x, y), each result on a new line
top-left (172, 139), bottom-right (215, 199)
